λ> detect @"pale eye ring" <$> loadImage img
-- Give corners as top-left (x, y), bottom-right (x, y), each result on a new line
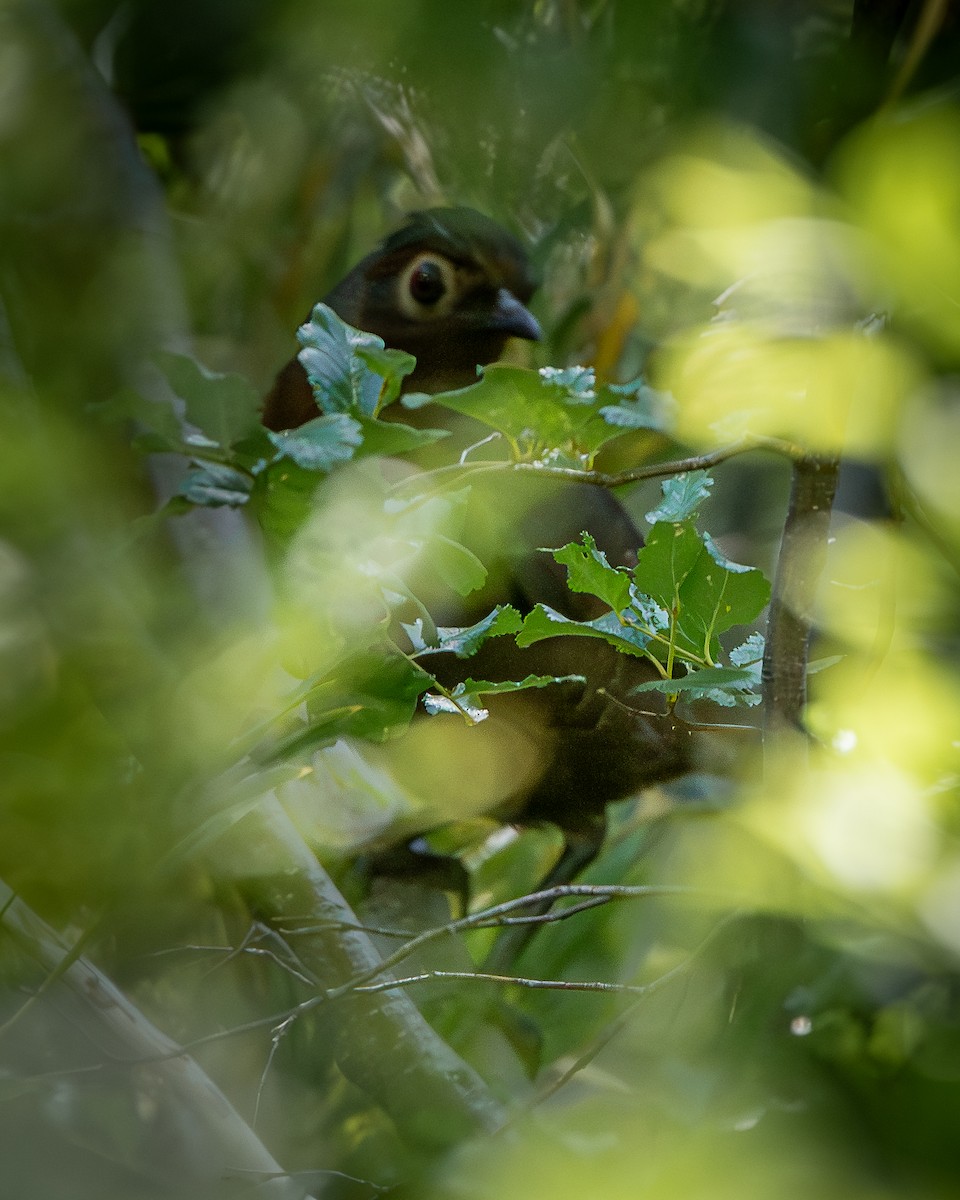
top-left (408, 258), bottom-right (447, 306)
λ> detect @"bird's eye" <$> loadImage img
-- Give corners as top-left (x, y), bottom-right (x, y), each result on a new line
top-left (408, 259), bottom-right (447, 306)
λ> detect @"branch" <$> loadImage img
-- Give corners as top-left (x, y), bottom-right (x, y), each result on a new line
top-left (354, 969), bottom-right (671, 995)
top-left (321, 882), bottom-right (696, 993)
top-left (209, 797), bottom-right (504, 1148)
top-left (389, 434), bottom-right (804, 498)
top-left (0, 880), bottom-right (313, 1200)
top-left (138, 883), bottom-right (702, 1060)
top-left (762, 454), bottom-right (840, 748)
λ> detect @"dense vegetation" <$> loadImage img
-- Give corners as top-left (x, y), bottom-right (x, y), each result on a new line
top-left (2, 2), bottom-right (960, 1197)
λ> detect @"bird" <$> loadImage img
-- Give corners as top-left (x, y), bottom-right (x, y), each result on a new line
top-left (264, 207), bottom-right (695, 856)
top-left (262, 206), bottom-right (542, 432)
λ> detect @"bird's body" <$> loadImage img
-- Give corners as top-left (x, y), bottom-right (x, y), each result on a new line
top-left (266, 207), bottom-right (694, 842)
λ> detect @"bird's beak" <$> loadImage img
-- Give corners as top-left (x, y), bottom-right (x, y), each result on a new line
top-left (489, 288), bottom-right (542, 342)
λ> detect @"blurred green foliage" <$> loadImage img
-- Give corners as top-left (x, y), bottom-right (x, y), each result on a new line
top-left (2, 1), bottom-right (960, 1198)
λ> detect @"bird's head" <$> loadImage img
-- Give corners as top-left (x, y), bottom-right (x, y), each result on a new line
top-left (326, 206), bottom-right (542, 393)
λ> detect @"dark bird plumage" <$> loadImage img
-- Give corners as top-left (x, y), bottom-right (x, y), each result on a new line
top-left (265, 207), bottom-right (694, 849)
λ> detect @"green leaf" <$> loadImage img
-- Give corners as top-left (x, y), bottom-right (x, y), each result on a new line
top-left (730, 631), bottom-right (765, 667)
top-left (300, 650), bottom-right (430, 743)
top-left (108, 385), bottom-right (184, 446)
top-left (628, 589), bottom-right (671, 635)
top-left (428, 535), bottom-right (488, 597)
top-left (356, 345), bottom-right (419, 408)
top-left (132, 430), bottom-right (181, 454)
top-left (255, 461), bottom-right (322, 550)
top-left (423, 672), bottom-right (586, 722)
top-left (297, 304), bottom-right (416, 417)
top-left (412, 364), bottom-right (639, 462)
top-left (633, 524), bottom-right (769, 661)
top-left (267, 413), bottom-right (363, 471)
top-left (178, 462), bottom-right (253, 507)
top-left (354, 415), bottom-right (450, 457)
top-left (408, 364), bottom-right (556, 444)
top-left (405, 605), bottom-right (524, 657)
top-left (227, 424), bottom-right (279, 474)
top-left (633, 667), bottom-right (758, 692)
top-left (158, 352), bottom-right (262, 448)
top-left (644, 471), bottom-right (714, 524)
top-left (809, 654), bottom-right (843, 675)
top-left (633, 522), bottom-right (705, 613)
top-left (461, 672), bottom-right (586, 696)
top-left (517, 605), bottom-right (653, 657)
top-left (681, 534), bottom-right (771, 637)
top-left (632, 666), bottom-right (762, 706)
top-left (386, 487), bottom-right (471, 537)
top-left (538, 365), bottom-right (597, 401)
top-left (384, 488), bottom-right (479, 574)
top-left (550, 533), bottom-right (633, 613)
top-left (422, 689), bottom-right (490, 722)
top-left (599, 379), bottom-right (675, 432)
top-left (713, 633), bottom-right (765, 705)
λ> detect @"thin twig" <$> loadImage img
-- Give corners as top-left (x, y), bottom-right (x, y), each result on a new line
top-left (131, 884), bottom-right (704, 1061)
top-left (389, 434), bottom-right (804, 499)
top-left (528, 910), bottom-right (746, 1112)
top-left (320, 883), bottom-right (696, 1001)
top-left (353, 969), bottom-right (668, 995)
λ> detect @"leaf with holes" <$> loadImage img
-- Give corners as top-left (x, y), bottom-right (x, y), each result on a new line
top-left (405, 606), bottom-right (524, 657)
top-left (549, 533), bottom-right (633, 613)
top-left (423, 672), bottom-right (586, 722)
